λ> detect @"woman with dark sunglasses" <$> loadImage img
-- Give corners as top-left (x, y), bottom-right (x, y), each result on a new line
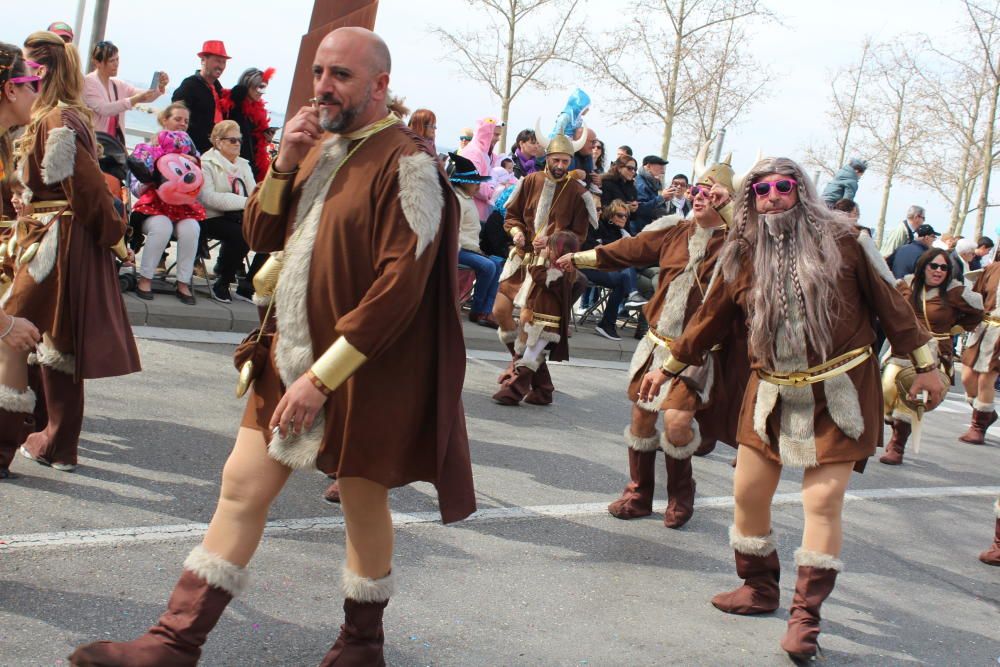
top-left (880, 248), bottom-right (983, 465)
top-left (6, 31), bottom-right (139, 478)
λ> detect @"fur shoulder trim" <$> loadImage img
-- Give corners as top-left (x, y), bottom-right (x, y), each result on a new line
top-left (903, 274), bottom-right (915, 287)
top-left (545, 267), bottom-right (563, 286)
top-left (956, 282), bottom-right (984, 310)
top-left (640, 213), bottom-right (683, 234)
top-left (729, 525), bottom-right (776, 556)
top-left (0, 385), bottom-right (36, 414)
top-left (41, 126), bottom-right (77, 185)
top-left (581, 188), bottom-right (599, 229)
top-left (794, 547), bottom-right (844, 571)
top-left (183, 545), bottom-right (248, 596)
top-left (624, 425), bottom-right (660, 452)
top-left (398, 152), bottom-right (444, 258)
top-left (342, 566), bottom-right (395, 602)
top-left (856, 232), bottom-right (898, 287)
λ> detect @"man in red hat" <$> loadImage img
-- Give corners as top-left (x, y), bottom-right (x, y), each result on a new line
top-left (46, 21), bottom-right (74, 43)
top-left (171, 40), bottom-right (231, 152)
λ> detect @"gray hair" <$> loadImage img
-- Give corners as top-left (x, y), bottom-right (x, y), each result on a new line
top-left (906, 205), bottom-right (925, 220)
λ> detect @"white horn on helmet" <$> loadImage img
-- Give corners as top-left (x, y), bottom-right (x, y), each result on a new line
top-left (693, 138), bottom-right (712, 180)
top-left (570, 118), bottom-right (588, 153)
top-left (534, 118), bottom-right (550, 152)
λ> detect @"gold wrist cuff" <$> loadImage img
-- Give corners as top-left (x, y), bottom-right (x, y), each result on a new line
top-left (309, 337), bottom-right (368, 393)
top-left (573, 249), bottom-right (598, 268)
top-left (909, 343), bottom-right (935, 372)
top-left (508, 226), bottom-right (525, 239)
top-left (661, 353), bottom-right (688, 376)
top-left (111, 237), bottom-right (129, 260)
top-left (258, 167), bottom-right (296, 216)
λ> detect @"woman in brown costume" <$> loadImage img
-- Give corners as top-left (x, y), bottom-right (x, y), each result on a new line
top-left (3, 31), bottom-right (139, 478)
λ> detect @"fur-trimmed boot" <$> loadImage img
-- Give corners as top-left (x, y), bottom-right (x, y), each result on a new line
top-left (524, 361), bottom-right (554, 405)
top-left (319, 568), bottom-right (393, 667)
top-left (780, 549), bottom-right (842, 662)
top-left (492, 364), bottom-right (534, 406)
top-left (879, 419), bottom-right (911, 465)
top-left (608, 427), bottom-right (659, 519)
top-left (711, 527), bottom-right (780, 615)
top-left (0, 385), bottom-right (36, 480)
top-left (662, 426), bottom-right (699, 529)
top-left (69, 546), bottom-right (247, 666)
top-left (959, 400), bottom-right (998, 444)
top-left (979, 499), bottom-right (1000, 566)
top-left (496, 329), bottom-right (519, 385)
top-left (20, 364), bottom-right (84, 470)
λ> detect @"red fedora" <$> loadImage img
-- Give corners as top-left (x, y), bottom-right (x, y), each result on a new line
top-left (197, 40), bottom-right (231, 59)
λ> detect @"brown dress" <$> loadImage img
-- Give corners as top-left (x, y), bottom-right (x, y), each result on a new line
top-left (670, 230), bottom-right (930, 468)
top-left (2, 107), bottom-right (139, 379)
top-left (961, 263), bottom-right (1000, 374)
top-left (896, 278), bottom-right (983, 371)
top-left (523, 263), bottom-right (575, 362)
top-left (498, 171), bottom-right (595, 303)
top-left (592, 216), bottom-right (746, 445)
top-left (241, 120), bottom-right (475, 524)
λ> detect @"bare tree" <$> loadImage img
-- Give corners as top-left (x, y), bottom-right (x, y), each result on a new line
top-left (431, 0), bottom-right (581, 152)
top-left (965, 0), bottom-right (1000, 239)
top-left (572, 0), bottom-right (765, 160)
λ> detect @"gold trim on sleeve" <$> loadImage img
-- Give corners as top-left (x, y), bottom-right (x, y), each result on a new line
top-left (257, 167), bottom-right (296, 216)
top-left (909, 343), bottom-right (936, 373)
top-left (661, 353), bottom-right (688, 376)
top-left (572, 249), bottom-right (598, 268)
top-left (309, 337), bottom-right (368, 393)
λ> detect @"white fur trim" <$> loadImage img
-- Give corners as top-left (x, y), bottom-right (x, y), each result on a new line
top-left (498, 328), bottom-right (518, 344)
top-left (252, 293), bottom-right (271, 307)
top-left (40, 126), bottom-right (76, 185)
top-left (531, 178), bottom-right (557, 238)
top-left (891, 405), bottom-right (916, 424)
top-left (36, 341), bottom-right (75, 375)
top-left (857, 232), bottom-right (898, 287)
top-left (183, 545), bottom-right (248, 596)
top-left (581, 188), bottom-right (599, 229)
top-left (661, 420), bottom-right (700, 459)
top-left (823, 372), bottom-right (865, 440)
top-left (545, 267), bottom-right (563, 286)
top-left (268, 429), bottom-right (323, 470)
top-left (342, 567), bottom-right (395, 602)
top-left (515, 355), bottom-right (544, 372)
top-left (513, 268), bottom-right (534, 308)
top-left (627, 335), bottom-right (656, 387)
top-left (521, 320), bottom-right (559, 350)
top-left (657, 222), bottom-right (717, 339)
top-left (973, 398), bottom-right (995, 412)
top-left (973, 323), bottom-right (1000, 374)
top-left (993, 498), bottom-right (1000, 518)
top-left (497, 250), bottom-right (522, 283)
top-left (624, 425), bottom-right (660, 452)
top-left (398, 152), bottom-right (444, 258)
top-left (26, 217), bottom-right (59, 283)
top-left (640, 213), bottom-right (683, 234)
top-left (0, 385), bottom-right (36, 414)
top-left (954, 281), bottom-right (984, 310)
top-left (729, 525), bottom-right (776, 556)
top-left (794, 547), bottom-right (843, 572)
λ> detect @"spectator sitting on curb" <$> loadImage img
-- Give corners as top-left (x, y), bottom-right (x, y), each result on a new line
top-left (451, 152), bottom-right (502, 328)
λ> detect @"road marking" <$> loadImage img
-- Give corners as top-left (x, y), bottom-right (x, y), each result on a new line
top-left (2, 485), bottom-right (995, 552)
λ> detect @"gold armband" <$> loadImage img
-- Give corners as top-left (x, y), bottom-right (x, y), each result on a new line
top-left (909, 343), bottom-right (936, 373)
top-left (572, 249), bottom-right (598, 268)
top-left (660, 352), bottom-right (688, 376)
top-left (257, 166), bottom-right (297, 216)
top-left (309, 337), bottom-right (368, 393)
top-left (508, 226), bottom-right (526, 239)
top-left (110, 237), bottom-right (129, 260)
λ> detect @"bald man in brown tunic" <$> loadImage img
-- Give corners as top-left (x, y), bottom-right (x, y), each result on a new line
top-left (71, 27), bottom-right (474, 667)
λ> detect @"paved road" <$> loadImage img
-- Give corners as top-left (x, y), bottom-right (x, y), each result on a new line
top-left (1, 337), bottom-right (998, 666)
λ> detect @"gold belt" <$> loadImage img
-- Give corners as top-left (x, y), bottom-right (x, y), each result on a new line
top-left (645, 327), bottom-right (721, 352)
top-left (985, 315), bottom-right (1000, 327)
top-left (533, 312), bottom-right (561, 328)
top-left (758, 346), bottom-right (872, 387)
top-left (27, 200), bottom-right (72, 216)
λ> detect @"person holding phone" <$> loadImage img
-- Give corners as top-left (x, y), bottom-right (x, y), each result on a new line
top-left (83, 40), bottom-right (166, 142)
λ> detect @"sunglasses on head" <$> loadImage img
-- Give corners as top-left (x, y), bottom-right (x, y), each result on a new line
top-left (753, 179), bottom-right (798, 196)
top-left (10, 75), bottom-right (41, 93)
top-left (927, 262), bottom-right (949, 271)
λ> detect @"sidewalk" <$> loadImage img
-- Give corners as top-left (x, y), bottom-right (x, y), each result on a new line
top-left (123, 286), bottom-right (641, 360)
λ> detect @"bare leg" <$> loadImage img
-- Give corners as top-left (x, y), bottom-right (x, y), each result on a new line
top-left (962, 366), bottom-right (979, 400)
top-left (0, 343), bottom-right (30, 390)
top-left (733, 445), bottom-right (782, 538)
top-left (663, 408), bottom-right (696, 446)
top-left (631, 403), bottom-right (658, 437)
top-left (492, 292), bottom-right (517, 333)
top-left (339, 476), bottom-right (394, 579)
top-left (800, 462), bottom-right (854, 555)
top-left (977, 371), bottom-right (998, 406)
top-left (202, 427), bottom-right (293, 567)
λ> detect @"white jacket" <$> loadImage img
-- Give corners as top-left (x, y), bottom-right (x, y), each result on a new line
top-left (456, 189), bottom-right (482, 253)
top-left (198, 148), bottom-right (257, 219)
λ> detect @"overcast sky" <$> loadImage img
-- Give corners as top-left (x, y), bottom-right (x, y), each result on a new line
top-left (8, 0), bottom-right (996, 236)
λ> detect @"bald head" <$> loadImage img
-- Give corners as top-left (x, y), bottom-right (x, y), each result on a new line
top-left (312, 27), bottom-right (392, 134)
top-left (321, 27), bottom-right (391, 75)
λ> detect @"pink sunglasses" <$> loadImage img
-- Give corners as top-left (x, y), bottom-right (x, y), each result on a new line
top-left (752, 179), bottom-right (798, 196)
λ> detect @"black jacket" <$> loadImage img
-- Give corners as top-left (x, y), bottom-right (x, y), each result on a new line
top-left (583, 218), bottom-right (628, 251)
top-left (172, 72), bottom-right (224, 153)
top-left (600, 175), bottom-right (637, 207)
top-left (227, 84), bottom-right (259, 178)
top-left (480, 210), bottom-right (511, 258)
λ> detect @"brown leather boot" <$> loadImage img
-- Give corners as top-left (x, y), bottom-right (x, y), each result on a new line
top-left (608, 428), bottom-right (659, 519)
top-left (324, 477), bottom-right (341, 504)
top-left (497, 330), bottom-right (519, 384)
top-left (69, 546), bottom-right (247, 666)
top-left (0, 385), bottom-right (36, 480)
top-left (524, 361), bottom-right (554, 405)
top-left (879, 419), bottom-right (911, 465)
top-left (662, 427), bottom-right (699, 529)
top-left (492, 365), bottom-right (534, 406)
top-left (319, 568), bottom-right (393, 667)
top-left (711, 527), bottom-right (780, 615)
top-left (979, 501), bottom-right (1000, 566)
top-left (21, 364), bottom-right (84, 470)
top-left (959, 408), bottom-right (997, 445)
top-left (780, 549), bottom-right (841, 662)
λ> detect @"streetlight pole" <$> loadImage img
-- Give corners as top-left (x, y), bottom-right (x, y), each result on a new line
top-left (712, 128), bottom-right (726, 163)
top-left (86, 0), bottom-right (110, 72)
top-left (73, 0), bottom-right (87, 46)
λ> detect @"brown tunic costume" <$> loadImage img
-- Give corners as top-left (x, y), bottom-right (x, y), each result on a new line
top-left (2, 107), bottom-right (139, 379)
top-left (961, 262), bottom-right (1000, 375)
top-left (670, 230), bottom-right (930, 468)
top-left (498, 170), bottom-right (596, 303)
top-left (591, 215), bottom-right (745, 445)
top-left (522, 262), bottom-right (574, 362)
top-left (241, 118), bottom-right (475, 524)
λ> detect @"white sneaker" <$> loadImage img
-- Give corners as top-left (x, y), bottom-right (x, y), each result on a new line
top-left (51, 462), bottom-right (77, 472)
top-left (624, 291), bottom-right (648, 309)
top-left (20, 445), bottom-right (75, 471)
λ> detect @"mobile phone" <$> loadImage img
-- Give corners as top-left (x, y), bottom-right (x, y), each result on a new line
top-left (149, 71), bottom-right (161, 89)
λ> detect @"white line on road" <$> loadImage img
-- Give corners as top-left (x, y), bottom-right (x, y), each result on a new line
top-left (2, 485), bottom-right (995, 552)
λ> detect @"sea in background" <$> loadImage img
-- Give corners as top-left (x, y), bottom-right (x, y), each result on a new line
top-left (123, 104), bottom-right (285, 147)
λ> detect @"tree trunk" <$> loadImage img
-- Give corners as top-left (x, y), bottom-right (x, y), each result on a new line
top-left (973, 69), bottom-right (999, 239)
top-left (875, 170), bottom-right (896, 246)
top-left (836, 40), bottom-right (870, 169)
top-left (661, 0), bottom-right (686, 160)
top-left (875, 93), bottom-right (905, 245)
top-left (948, 141), bottom-right (973, 235)
top-left (499, 6), bottom-right (517, 154)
